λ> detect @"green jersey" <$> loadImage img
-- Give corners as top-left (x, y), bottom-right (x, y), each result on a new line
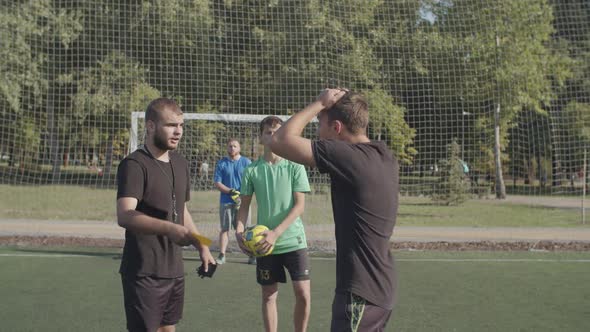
top-left (241, 157), bottom-right (310, 254)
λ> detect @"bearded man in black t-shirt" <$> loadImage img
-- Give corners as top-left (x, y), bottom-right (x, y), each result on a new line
top-left (270, 89), bottom-right (399, 332)
top-left (116, 97), bottom-right (216, 332)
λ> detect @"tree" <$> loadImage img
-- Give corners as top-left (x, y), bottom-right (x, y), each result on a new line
top-left (125, 0), bottom-right (216, 111)
top-left (208, 0), bottom-right (417, 159)
top-left (72, 51), bottom-right (160, 177)
top-left (550, 0), bottom-right (590, 189)
top-left (0, 0), bottom-right (82, 175)
top-left (310, 0), bottom-right (417, 160)
top-left (180, 103), bottom-right (226, 165)
top-left (365, 88), bottom-right (416, 163)
top-left (396, 0), bottom-right (572, 198)
top-left (431, 139), bottom-right (471, 205)
top-left (560, 101), bottom-right (590, 173)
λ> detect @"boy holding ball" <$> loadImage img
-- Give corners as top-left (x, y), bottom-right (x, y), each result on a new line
top-left (235, 115), bottom-right (311, 332)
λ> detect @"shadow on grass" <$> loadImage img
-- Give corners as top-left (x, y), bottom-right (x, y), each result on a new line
top-left (401, 202), bottom-right (440, 206)
top-left (14, 247), bottom-right (122, 259)
top-left (398, 213), bottom-right (437, 218)
top-left (401, 201), bottom-right (467, 207)
top-left (12, 247), bottom-right (233, 263)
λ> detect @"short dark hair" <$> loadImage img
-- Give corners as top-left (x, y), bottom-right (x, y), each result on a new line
top-left (259, 115), bottom-right (283, 134)
top-left (145, 98), bottom-right (182, 123)
top-left (324, 92), bottom-right (368, 134)
top-left (227, 138), bottom-right (240, 145)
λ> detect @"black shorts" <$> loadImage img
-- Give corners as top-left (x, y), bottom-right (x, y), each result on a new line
top-left (256, 248), bottom-right (310, 285)
top-left (331, 292), bottom-right (392, 332)
top-left (121, 275), bottom-right (185, 332)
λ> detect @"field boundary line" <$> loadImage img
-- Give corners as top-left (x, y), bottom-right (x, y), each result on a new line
top-left (2, 253), bottom-right (590, 263)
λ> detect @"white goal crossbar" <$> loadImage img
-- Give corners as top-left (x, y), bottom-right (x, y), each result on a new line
top-left (129, 112), bottom-right (315, 154)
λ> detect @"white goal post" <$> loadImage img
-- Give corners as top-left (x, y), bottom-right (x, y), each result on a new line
top-left (129, 112), bottom-right (309, 154)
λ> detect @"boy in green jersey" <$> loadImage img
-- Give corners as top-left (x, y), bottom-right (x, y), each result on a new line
top-left (235, 115), bottom-right (311, 332)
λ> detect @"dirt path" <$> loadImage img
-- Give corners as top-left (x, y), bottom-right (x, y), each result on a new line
top-left (1, 218), bottom-right (589, 243)
top-left (3, 195), bottom-right (589, 250)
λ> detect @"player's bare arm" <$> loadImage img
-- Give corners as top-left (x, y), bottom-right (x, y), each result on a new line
top-left (214, 181), bottom-right (233, 194)
top-left (117, 197), bottom-right (192, 246)
top-left (257, 191), bottom-right (305, 255)
top-left (234, 194), bottom-right (254, 254)
top-left (270, 88), bottom-right (347, 167)
top-left (183, 204), bottom-right (216, 269)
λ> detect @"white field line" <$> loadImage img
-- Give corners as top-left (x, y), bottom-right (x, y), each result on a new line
top-left (312, 257), bottom-right (590, 263)
top-left (1, 253), bottom-right (590, 263)
top-left (395, 258), bottom-right (590, 262)
top-left (0, 253), bottom-right (93, 258)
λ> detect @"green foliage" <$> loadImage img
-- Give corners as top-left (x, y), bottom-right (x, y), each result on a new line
top-left (431, 139), bottom-right (471, 205)
top-left (0, 0), bottom-right (83, 113)
top-left (0, 0), bottom-right (84, 172)
top-left (13, 118), bottom-right (42, 171)
top-left (73, 51), bottom-right (159, 139)
top-left (0, 0), bottom-right (587, 193)
top-left (565, 102), bottom-right (590, 141)
top-left (130, 0), bottom-right (214, 104)
top-left (71, 52), bottom-right (160, 171)
top-left (394, 0), bottom-right (573, 176)
top-left (559, 101), bottom-right (590, 166)
top-left (183, 103), bottom-right (226, 158)
top-left (365, 88), bottom-right (416, 164)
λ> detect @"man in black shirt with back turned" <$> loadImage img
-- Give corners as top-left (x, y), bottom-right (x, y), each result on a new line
top-left (117, 97), bottom-right (216, 332)
top-left (270, 88), bottom-right (398, 332)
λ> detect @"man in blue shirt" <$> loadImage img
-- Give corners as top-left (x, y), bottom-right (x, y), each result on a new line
top-left (214, 138), bottom-right (252, 264)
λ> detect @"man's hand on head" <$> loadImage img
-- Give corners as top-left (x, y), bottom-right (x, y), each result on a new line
top-left (317, 88), bottom-right (349, 110)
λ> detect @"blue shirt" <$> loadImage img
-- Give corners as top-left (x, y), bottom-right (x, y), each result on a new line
top-left (214, 156), bottom-right (251, 204)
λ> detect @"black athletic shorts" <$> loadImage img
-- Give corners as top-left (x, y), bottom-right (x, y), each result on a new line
top-left (331, 292), bottom-right (392, 332)
top-left (256, 248), bottom-right (310, 285)
top-left (121, 275), bottom-right (185, 332)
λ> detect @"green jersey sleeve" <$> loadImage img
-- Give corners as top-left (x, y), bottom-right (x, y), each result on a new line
top-left (240, 166), bottom-right (254, 196)
top-left (291, 163), bottom-right (311, 193)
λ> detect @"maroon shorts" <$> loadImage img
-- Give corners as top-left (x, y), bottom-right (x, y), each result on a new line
top-left (331, 292), bottom-right (392, 332)
top-left (121, 275), bottom-right (185, 332)
top-left (256, 248), bottom-right (310, 285)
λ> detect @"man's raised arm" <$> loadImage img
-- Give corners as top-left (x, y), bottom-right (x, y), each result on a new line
top-left (270, 88), bottom-right (347, 167)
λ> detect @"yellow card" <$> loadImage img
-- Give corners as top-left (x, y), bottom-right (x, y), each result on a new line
top-left (191, 232), bottom-right (212, 246)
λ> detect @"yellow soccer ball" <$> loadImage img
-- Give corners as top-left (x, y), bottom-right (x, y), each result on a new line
top-left (243, 225), bottom-right (273, 257)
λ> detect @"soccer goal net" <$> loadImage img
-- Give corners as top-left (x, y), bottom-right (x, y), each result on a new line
top-left (1, 0), bottom-right (589, 224)
top-left (129, 112), bottom-right (327, 190)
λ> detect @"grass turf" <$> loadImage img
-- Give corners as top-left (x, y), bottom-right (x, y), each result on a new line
top-left (1, 185), bottom-right (589, 227)
top-left (1, 246), bottom-right (589, 331)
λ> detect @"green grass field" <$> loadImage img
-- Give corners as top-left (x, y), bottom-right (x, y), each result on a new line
top-left (1, 246), bottom-right (588, 331)
top-left (1, 185), bottom-right (589, 227)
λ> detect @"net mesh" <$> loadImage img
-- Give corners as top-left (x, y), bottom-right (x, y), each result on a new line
top-left (1, 0), bottom-right (589, 222)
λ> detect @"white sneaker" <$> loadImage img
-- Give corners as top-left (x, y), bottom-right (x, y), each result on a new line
top-left (216, 255), bottom-right (226, 265)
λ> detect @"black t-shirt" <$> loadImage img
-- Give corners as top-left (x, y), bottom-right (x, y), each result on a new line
top-left (116, 149), bottom-right (190, 278)
top-left (312, 139), bottom-right (398, 309)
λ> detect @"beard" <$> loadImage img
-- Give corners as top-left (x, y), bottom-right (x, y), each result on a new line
top-left (153, 133), bottom-right (176, 151)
